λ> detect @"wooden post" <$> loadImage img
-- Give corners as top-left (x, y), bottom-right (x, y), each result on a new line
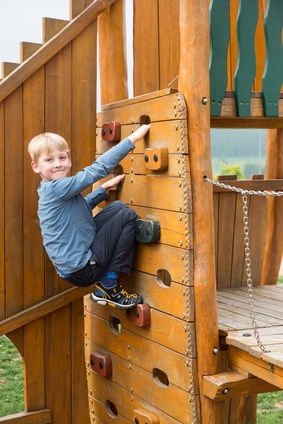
top-left (261, 128), bottom-right (283, 285)
top-left (178, 1), bottom-right (223, 422)
top-left (98, 0), bottom-right (128, 105)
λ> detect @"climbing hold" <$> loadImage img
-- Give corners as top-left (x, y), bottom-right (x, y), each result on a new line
top-left (136, 219), bottom-right (160, 243)
top-left (126, 304), bottom-right (151, 327)
top-left (89, 352), bottom-right (112, 377)
top-left (101, 121), bottom-right (121, 142)
top-left (144, 147), bottom-right (168, 171)
top-left (134, 408), bottom-right (159, 423)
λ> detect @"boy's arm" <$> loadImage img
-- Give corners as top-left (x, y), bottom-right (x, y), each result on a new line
top-left (84, 175), bottom-right (125, 209)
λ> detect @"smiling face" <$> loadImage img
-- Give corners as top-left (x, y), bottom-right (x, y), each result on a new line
top-left (31, 149), bottom-right (72, 181)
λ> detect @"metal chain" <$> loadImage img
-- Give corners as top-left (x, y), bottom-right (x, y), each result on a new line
top-left (204, 175), bottom-right (273, 353)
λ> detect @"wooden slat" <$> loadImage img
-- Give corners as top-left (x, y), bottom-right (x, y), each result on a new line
top-left (20, 42), bottom-right (42, 62)
top-left (159, 0), bottom-right (180, 90)
top-left (132, 242), bottom-right (192, 286)
top-left (95, 119), bottom-right (189, 155)
top-left (70, 0), bottom-right (93, 19)
top-left (88, 379), bottom-right (185, 424)
top-left (5, 87), bottom-right (23, 317)
top-left (0, 410), bottom-right (51, 424)
top-left (133, 0), bottom-right (159, 96)
top-left (85, 334), bottom-right (196, 394)
top-left (44, 43), bottom-right (72, 296)
top-left (119, 175), bottom-right (191, 213)
top-left (98, 0), bottom-right (128, 105)
top-left (85, 299), bottom-right (195, 357)
top-left (97, 91), bottom-right (187, 126)
top-left (0, 101), bottom-right (4, 320)
top-left (86, 350), bottom-right (194, 422)
top-left (0, 0), bottom-right (117, 103)
top-left (1, 62), bottom-right (19, 78)
top-left (42, 18), bottom-right (69, 42)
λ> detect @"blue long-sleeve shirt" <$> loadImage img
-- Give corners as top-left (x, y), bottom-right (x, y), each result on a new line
top-left (37, 137), bottom-right (135, 275)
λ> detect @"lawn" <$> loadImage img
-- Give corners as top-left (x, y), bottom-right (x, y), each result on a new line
top-left (1, 334), bottom-right (283, 421)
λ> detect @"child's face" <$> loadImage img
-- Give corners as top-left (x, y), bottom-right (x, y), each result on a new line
top-left (31, 149), bottom-right (72, 182)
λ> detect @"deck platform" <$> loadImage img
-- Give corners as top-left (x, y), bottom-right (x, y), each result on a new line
top-left (217, 285), bottom-right (283, 389)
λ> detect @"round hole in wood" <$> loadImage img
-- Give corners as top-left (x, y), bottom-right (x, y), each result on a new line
top-left (152, 368), bottom-right (169, 388)
top-left (156, 269), bottom-right (171, 288)
top-left (106, 400), bottom-right (118, 418)
top-left (140, 115), bottom-right (151, 125)
top-left (109, 316), bottom-right (122, 335)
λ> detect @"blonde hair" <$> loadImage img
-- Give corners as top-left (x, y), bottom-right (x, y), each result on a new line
top-left (28, 132), bottom-right (70, 163)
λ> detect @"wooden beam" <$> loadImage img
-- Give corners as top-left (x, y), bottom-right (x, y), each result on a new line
top-left (0, 410), bottom-right (51, 424)
top-left (178, 1), bottom-right (222, 422)
top-left (0, 285), bottom-right (95, 336)
top-left (0, 0), bottom-right (117, 102)
top-left (203, 371), bottom-right (279, 401)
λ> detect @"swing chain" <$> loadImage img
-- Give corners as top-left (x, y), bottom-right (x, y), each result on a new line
top-left (203, 175), bottom-right (272, 353)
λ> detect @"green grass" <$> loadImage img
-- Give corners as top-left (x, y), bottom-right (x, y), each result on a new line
top-left (0, 336), bottom-right (24, 416)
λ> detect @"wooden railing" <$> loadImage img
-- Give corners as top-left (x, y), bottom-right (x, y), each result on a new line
top-left (210, 0), bottom-right (283, 117)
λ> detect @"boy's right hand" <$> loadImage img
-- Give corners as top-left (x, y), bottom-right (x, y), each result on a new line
top-left (128, 124), bottom-right (150, 144)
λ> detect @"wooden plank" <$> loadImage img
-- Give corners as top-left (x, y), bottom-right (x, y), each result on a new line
top-left (0, 0), bottom-right (117, 103)
top-left (0, 285), bottom-right (95, 337)
top-left (70, 0), bottom-right (93, 19)
top-left (96, 91), bottom-right (187, 126)
top-left (159, 0), bottom-right (180, 90)
top-left (84, 336), bottom-right (196, 392)
top-left (0, 101), bottom-right (4, 320)
top-left (133, 0), bottom-right (159, 96)
top-left (1, 62), bottom-right (19, 78)
top-left (216, 192), bottom-right (237, 289)
top-left (120, 153), bottom-right (189, 177)
top-left (88, 381), bottom-right (187, 424)
top-left (261, 129), bottom-right (283, 285)
top-left (71, 299), bottom-right (90, 424)
top-left (203, 371), bottom-right (278, 400)
top-left (132, 206), bottom-right (191, 249)
top-left (98, 0), bottom-right (128, 105)
top-left (179, 1), bottom-right (221, 422)
top-left (86, 350), bottom-right (194, 422)
top-left (119, 174), bottom-right (191, 213)
top-left (122, 270), bottom-right (194, 321)
top-left (45, 307), bottom-right (71, 424)
top-left (84, 299), bottom-right (195, 357)
top-left (0, 410), bottom-right (51, 424)
top-left (228, 345), bottom-right (283, 390)
top-left (44, 44), bottom-right (72, 296)
top-left (20, 42), bottom-right (42, 62)
top-left (71, 22), bottom-right (97, 183)
top-left (5, 87), bottom-right (23, 317)
top-left (132, 243), bottom-right (193, 286)
top-left (96, 119), bottom-right (189, 155)
top-left (71, 18), bottom-right (98, 424)
top-left (42, 18), bottom-right (69, 42)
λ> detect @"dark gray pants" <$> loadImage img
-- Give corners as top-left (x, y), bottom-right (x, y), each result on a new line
top-left (64, 201), bottom-right (138, 287)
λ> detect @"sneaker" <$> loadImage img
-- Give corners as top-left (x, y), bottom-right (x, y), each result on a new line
top-left (90, 281), bottom-right (143, 309)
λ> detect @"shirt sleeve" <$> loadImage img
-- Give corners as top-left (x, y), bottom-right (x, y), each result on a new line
top-left (84, 186), bottom-right (109, 209)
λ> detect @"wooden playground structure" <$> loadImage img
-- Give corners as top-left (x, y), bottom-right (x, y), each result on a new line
top-left (0, 0), bottom-right (283, 423)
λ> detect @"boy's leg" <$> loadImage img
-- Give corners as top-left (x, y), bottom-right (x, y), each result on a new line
top-left (90, 201), bottom-right (142, 308)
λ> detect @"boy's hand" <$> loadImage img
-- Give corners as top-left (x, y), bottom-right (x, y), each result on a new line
top-left (128, 124), bottom-right (150, 144)
top-left (102, 174), bottom-right (125, 192)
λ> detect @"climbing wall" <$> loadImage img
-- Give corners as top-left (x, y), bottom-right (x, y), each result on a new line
top-left (84, 89), bottom-right (199, 423)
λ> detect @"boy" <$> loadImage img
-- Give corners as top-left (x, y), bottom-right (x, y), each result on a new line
top-left (28, 124), bottom-right (150, 309)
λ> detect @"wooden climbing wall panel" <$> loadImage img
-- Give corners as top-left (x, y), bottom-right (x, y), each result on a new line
top-left (84, 89), bottom-right (199, 423)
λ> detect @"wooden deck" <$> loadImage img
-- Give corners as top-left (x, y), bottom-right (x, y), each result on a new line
top-left (217, 285), bottom-right (283, 389)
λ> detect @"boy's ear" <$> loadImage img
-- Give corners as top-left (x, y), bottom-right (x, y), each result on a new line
top-left (31, 161), bottom-right (40, 174)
